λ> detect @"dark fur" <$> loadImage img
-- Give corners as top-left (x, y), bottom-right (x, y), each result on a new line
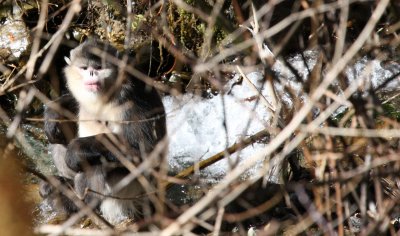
top-left (65, 74), bottom-right (166, 171)
top-left (41, 39), bottom-right (167, 224)
top-left (44, 94), bottom-right (78, 179)
top-left (44, 94), bottom-right (78, 145)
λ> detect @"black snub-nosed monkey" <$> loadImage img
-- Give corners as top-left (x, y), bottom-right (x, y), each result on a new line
top-left (40, 38), bottom-right (167, 224)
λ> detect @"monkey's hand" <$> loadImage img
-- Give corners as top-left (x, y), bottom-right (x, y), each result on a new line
top-left (65, 135), bottom-right (116, 172)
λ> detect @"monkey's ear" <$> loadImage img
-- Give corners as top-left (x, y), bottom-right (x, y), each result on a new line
top-left (64, 56), bottom-right (72, 65)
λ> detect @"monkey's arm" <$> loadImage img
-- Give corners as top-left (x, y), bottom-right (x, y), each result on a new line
top-left (65, 134), bottom-right (127, 172)
top-left (45, 94), bottom-right (78, 144)
top-left (65, 100), bottom-right (166, 172)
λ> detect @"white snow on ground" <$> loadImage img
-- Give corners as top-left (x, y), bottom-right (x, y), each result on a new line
top-left (347, 58), bottom-right (400, 90)
top-left (164, 51), bottom-right (400, 183)
top-left (164, 71), bottom-right (272, 181)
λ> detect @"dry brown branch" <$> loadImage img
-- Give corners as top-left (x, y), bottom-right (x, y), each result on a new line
top-left (166, 128), bottom-right (271, 189)
top-left (1, 0), bottom-right (399, 235)
top-left (194, 0), bottom-right (360, 73)
top-left (0, 0), bottom-right (81, 95)
top-left (161, 0), bottom-right (390, 234)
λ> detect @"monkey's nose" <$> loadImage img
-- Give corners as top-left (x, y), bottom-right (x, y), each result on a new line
top-left (88, 68), bottom-right (96, 77)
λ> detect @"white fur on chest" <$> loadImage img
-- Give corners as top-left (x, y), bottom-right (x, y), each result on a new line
top-left (78, 102), bottom-right (124, 137)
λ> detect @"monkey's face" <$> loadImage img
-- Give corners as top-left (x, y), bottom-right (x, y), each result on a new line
top-left (65, 60), bottom-right (115, 93)
top-left (64, 60), bottom-right (117, 106)
top-left (75, 63), bottom-right (114, 92)
top-left (64, 39), bottom-right (120, 96)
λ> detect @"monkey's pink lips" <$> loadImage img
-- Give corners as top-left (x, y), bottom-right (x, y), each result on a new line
top-left (84, 80), bottom-right (101, 91)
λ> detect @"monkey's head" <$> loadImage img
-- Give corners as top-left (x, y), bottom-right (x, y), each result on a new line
top-left (64, 39), bottom-right (120, 103)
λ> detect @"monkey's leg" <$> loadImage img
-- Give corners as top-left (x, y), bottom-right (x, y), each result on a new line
top-left (50, 144), bottom-right (76, 179)
top-left (82, 167), bottom-right (145, 224)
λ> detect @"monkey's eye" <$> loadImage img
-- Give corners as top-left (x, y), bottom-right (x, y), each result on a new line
top-left (80, 66), bottom-right (88, 70)
top-left (93, 65), bottom-right (102, 70)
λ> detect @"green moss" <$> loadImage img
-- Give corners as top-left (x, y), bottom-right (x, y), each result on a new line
top-left (167, 1), bottom-right (230, 57)
top-left (131, 14), bottom-right (146, 31)
top-left (381, 103), bottom-right (400, 121)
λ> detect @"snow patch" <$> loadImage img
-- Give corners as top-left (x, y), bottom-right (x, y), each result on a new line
top-left (164, 50), bottom-right (400, 183)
